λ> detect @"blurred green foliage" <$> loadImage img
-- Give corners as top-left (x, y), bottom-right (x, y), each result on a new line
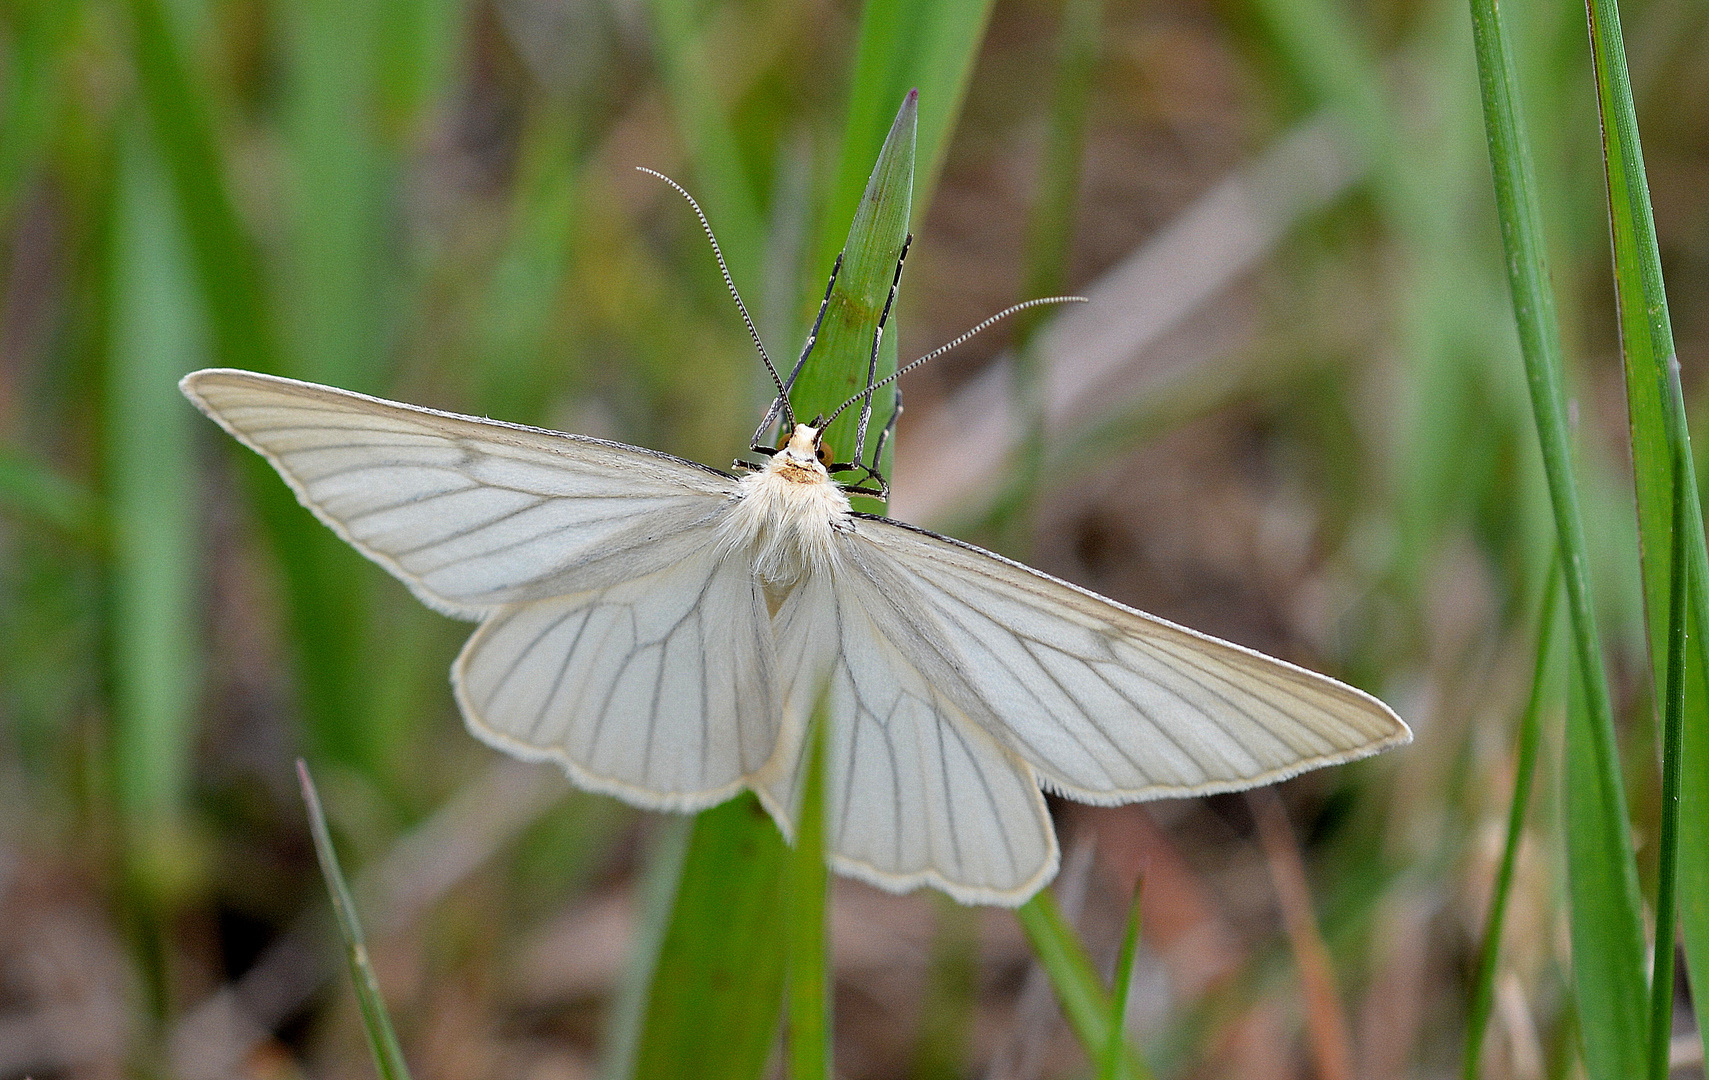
top-left (0, 0), bottom-right (1705, 1074)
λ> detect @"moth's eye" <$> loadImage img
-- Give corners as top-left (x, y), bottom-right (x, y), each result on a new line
top-left (815, 441), bottom-right (833, 466)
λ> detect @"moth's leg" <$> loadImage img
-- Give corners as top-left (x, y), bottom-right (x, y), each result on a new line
top-left (859, 466), bottom-right (891, 503)
top-left (838, 476), bottom-right (890, 501)
top-left (732, 457), bottom-right (768, 472)
top-left (867, 383), bottom-right (903, 472)
top-left (750, 252), bottom-right (845, 451)
top-left (825, 385), bottom-right (901, 501)
top-left (853, 235), bottom-right (912, 469)
top-left (828, 462), bottom-right (890, 503)
top-left (785, 251), bottom-right (843, 394)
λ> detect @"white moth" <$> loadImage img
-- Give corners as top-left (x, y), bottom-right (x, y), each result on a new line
top-left (180, 181), bottom-right (1408, 907)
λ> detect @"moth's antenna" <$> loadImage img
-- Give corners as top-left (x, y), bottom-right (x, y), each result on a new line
top-left (638, 167), bottom-right (794, 427)
top-left (823, 295), bottom-right (1087, 427)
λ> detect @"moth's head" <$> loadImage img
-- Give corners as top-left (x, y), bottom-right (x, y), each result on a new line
top-left (772, 422), bottom-right (833, 481)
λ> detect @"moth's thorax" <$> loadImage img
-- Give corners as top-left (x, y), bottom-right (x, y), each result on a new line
top-left (718, 428), bottom-right (851, 585)
top-left (771, 423), bottom-right (827, 485)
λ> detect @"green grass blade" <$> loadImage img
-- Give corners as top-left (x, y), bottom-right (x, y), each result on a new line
top-left (1463, 0), bottom-right (1649, 1072)
top-left (1015, 891), bottom-right (1151, 1080)
top-left (1646, 449), bottom-right (1686, 1080)
top-left (819, 0), bottom-right (995, 272)
top-left (1561, 656), bottom-right (1648, 1077)
top-left (803, 0), bottom-right (995, 489)
top-left (1100, 876), bottom-right (1143, 1080)
top-left (1019, 0), bottom-right (1101, 312)
top-left (645, 0), bottom-right (765, 288)
top-left (126, 0), bottom-right (278, 378)
top-left (107, 126), bottom-right (203, 900)
top-left (470, 105), bottom-right (584, 423)
top-left (1250, 0), bottom-right (1531, 605)
top-left (0, 0), bottom-right (77, 231)
top-left (127, 0), bottom-right (378, 778)
top-left (282, 0), bottom-right (386, 391)
top-left (276, 0), bottom-right (407, 778)
top-left (632, 93), bottom-right (922, 1080)
top-left (297, 761), bottom-right (413, 1080)
top-left (1463, 555), bottom-right (1560, 1080)
top-left (375, 0), bottom-right (463, 135)
top-left (785, 701), bottom-right (831, 1080)
top-left (631, 795), bottom-right (790, 1080)
top-left (788, 90), bottom-right (914, 512)
top-left (1674, 497), bottom-right (1709, 1080)
top-left (1579, 0), bottom-right (1709, 1049)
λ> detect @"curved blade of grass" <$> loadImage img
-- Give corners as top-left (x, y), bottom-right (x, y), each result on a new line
top-left (1100, 875), bottom-right (1143, 1080)
top-left (631, 94), bottom-right (919, 1080)
top-left (297, 761), bottom-right (413, 1080)
top-left (1015, 892), bottom-right (1150, 1080)
top-left (126, 0), bottom-right (276, 378)
top-left (276, 0), bottom-right (417, 782)
top-left (1579, 0), bottom-right (1709, 1052)
top-left (1463, 554), bottom-right (1560, 1080)
top-left (1464, 0), bottom-right (1649, 1072)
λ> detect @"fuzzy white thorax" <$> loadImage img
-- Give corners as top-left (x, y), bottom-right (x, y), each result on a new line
top-left (717, 423), bottom-right (852, 586)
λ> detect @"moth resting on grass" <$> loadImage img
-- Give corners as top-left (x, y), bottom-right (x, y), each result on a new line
top-left (180, 177), bottom-right (1408, 906)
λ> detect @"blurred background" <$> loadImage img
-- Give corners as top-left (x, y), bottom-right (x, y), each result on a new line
top-left (1, 0), bottom-right (1706, 1075)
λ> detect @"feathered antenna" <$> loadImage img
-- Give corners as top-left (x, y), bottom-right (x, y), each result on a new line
top-left (822, 295), bottom-right (1088, 429)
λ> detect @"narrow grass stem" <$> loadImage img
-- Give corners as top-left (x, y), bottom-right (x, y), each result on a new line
top-left (297, 761), bottom-right (413, 1080)
top-left (1462, 555), bottom-right (1560, 1080)
top-left (1646, 446), bottom-right (1687, 1080)
top-left (1464, 0), bottom-right (1650, 1070)
top-left (1015, 891), bottom-right (1151, 1080)
top-left (1581, 0), bottom-right (1709, 1052)
top-left (786, 703), bottom-right (832, 1080)
top-left (1100, 875), bottom-right (1144, 1080)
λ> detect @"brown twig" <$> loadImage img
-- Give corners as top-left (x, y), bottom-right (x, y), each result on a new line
top-left (1248, 788), bottom-right (1353, 1080)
